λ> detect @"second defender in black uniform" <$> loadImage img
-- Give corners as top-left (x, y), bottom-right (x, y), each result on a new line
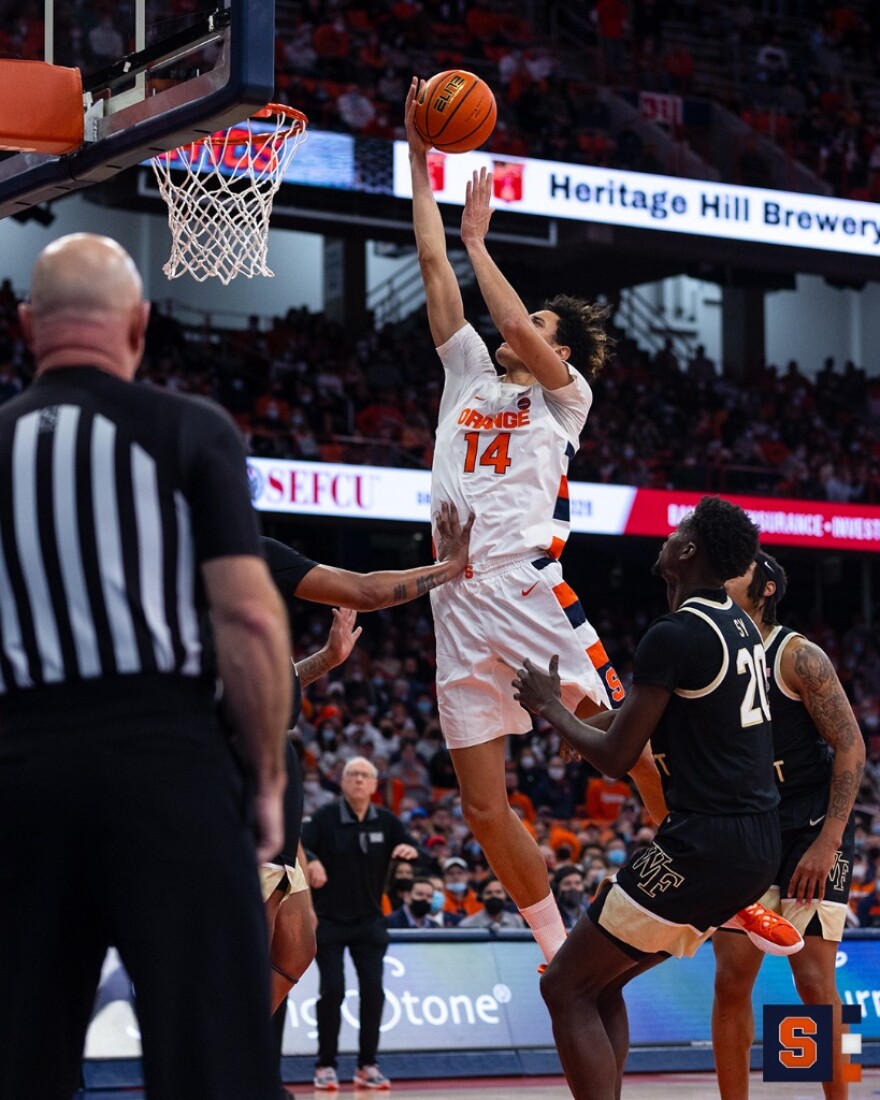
top-left (513, 497), bottom-right (781, 1100)
top-left (712, 551), bottom-right (865, 1100)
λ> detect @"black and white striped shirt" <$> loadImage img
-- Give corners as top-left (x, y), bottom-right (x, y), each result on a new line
top-left (0, 367), bottom-right (260, 710)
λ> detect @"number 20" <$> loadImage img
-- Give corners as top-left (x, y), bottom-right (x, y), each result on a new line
top-left (737, 645), bottom-right (771, 728)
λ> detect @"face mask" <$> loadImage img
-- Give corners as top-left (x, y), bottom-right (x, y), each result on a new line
top-left (409, 899), bottom-right (431, 918)
top-left (446, 880), bottom-right (467, 895)
top-left (606, 849), bottom-right (626, 867)
top-left (853, 862), bottom-right (867, 880)
top-left (520, 756), bottom-right (535, 769)
top-left (549, 767), bottom-right (566, 781)
top-left (392, 877), bottom-right (412, 892)
top-left (431, 890), bottom-right (445, 913)
top-left (559, 889), bottom-right (583, 909)
top-left (416, 699), bottom-right (433, 715)
top-left (484, 896), bottom-right (506, 916)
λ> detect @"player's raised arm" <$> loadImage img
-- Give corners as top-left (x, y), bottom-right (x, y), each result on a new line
top-left (460, 168), bottom-right (571, 391)
top-left (406, 77), bottom-right (466, 348)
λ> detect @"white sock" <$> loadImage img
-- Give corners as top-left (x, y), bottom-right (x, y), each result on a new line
top-left (519, 893), bottom-right (568, 963)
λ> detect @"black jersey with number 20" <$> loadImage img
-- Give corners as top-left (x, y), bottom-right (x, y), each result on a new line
top-left (633, 590), bottom-right (779, 817)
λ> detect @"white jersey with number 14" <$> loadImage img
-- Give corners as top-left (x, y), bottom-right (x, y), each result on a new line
top-left (431, 323), bottom-right (592, 566)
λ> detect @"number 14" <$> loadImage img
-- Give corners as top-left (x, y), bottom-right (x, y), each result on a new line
top-left (463, 431), bottom-right (511, 475)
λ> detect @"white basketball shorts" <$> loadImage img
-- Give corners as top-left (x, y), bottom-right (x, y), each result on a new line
top-left (431, 554), bottom-right (623, 750)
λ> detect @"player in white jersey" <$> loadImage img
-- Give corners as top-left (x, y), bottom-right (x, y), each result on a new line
top-left (406, 78), bottom-right (665, 966)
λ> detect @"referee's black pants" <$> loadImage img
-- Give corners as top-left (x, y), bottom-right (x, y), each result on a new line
top-left (0, 717), bottom-right (279, 1100)
top-left (314, 916), bottom-right (388, 1069)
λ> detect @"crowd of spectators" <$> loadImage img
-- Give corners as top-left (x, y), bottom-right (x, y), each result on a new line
top-left (714, 2), bottom-right (880, 199)
top-left (4, 1), bottom-right (880, 199)
top-left (1, 275), bottom-right (878, 501)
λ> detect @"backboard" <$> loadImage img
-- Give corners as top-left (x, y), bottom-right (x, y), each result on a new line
top-left (0, 0), bottom-right (275, 219)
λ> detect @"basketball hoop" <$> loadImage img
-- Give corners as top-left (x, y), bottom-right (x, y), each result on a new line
top-left (151, 104), bottom-right (308, 284)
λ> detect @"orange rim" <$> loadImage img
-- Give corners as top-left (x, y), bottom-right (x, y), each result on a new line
top-left (203, 104), bottom-right (308, 146)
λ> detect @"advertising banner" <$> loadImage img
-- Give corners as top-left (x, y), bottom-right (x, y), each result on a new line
top-left (84, 935), bottom-right (879, 1059)
top-left (622, 489), bottom-right (880, 551)
top-left (392, 142), bottom-right (880, 258)
top-left (248, 458), bottom-right (880, 552)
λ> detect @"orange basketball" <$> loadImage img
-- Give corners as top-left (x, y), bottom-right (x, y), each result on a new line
top-left (414, 70), bottom-right (497, 154)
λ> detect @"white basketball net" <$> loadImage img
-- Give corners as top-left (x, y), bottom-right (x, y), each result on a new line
top-left (151, 106), bottom-right (308, 284)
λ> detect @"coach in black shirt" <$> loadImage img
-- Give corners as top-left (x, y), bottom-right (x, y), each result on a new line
top-left (0, 234), bottom-right (291, 1100)
top-left (301, 755), bottom-right (417, 1091)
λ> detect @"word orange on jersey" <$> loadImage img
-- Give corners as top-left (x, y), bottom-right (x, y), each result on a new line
top-left (457, 407), bottom-right (531, 431)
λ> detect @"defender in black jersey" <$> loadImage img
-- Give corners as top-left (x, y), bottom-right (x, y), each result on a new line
top-left (513, 497), bottom-right (780, 1100)
top-left (712, 551), bottom-right (865, 1100)
top-left (0, 235), bottom-right (292, 1100)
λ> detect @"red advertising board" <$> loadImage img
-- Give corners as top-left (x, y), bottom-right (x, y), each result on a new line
top-left (624, 489), bottom-right (880, 551)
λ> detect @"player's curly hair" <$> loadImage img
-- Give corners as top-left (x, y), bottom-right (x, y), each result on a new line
top-left (542, 294), bottom-right (614, 381)
top-left (681, 496), bottom-right (760, 582)
top-left (749, 549), bottom-right (788, 627)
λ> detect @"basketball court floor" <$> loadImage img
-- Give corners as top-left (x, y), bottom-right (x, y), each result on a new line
top-left (362, 1072), bottom-right (880, 1098)
top-left (79, 1069), bottom-right (880, 1098)
top-left (375, 1072), bottom-right (880, 1098)
top-left (300, 1073), bottom-right (880, 1099)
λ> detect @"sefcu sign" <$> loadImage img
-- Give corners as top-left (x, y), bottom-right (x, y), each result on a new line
top-left (248, 458), bottom-right (880, 552)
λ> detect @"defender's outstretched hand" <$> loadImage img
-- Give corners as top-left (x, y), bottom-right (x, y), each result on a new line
top-left (324, 607), bottom-right (362, 668)
top-left (434, 501), bottom-right (475, 576)
top-left (513, 655), bottom-right (562, 716)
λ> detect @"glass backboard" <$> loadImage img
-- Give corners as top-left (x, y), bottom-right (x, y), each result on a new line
top-left (0, 0), bottom-right (275, 218)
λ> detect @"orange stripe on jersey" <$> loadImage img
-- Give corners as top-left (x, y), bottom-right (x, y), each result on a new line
top-left (557, 476), bottom-right (569, 499)
top-left (587, 640), bottom-right (610, 667)
top-left (552, 581), bottom-right (579, 610)
top-left (547, 536), bottom-right (566, 559)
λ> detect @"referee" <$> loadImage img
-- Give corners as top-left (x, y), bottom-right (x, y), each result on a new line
top-left (0, 234), bottom-right (292, 1100)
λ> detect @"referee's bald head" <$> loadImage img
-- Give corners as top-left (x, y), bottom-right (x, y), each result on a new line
top-left (20, 234), bottom-right (150, 378)
top-left (29, 234), bottom-right (143, 318)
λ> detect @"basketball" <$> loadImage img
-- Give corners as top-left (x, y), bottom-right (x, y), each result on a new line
top-left (414, 70), bottom-right (497, 154)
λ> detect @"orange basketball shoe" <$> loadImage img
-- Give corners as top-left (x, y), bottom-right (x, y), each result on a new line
top-left (722, 902), bottom-right (804, 955)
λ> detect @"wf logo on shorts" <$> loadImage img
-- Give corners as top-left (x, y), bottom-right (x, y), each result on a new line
top-left (629, 844), bottom-right (684, 898)
top-left (762, 1004), bottom-right (862, 1084)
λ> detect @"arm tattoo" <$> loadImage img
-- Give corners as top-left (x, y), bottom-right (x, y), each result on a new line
top-left (297, 649), bottom-right (334, 689)
top-left (794, 640), bottom-right (865, 823)
top-left (392, 583), bottom-right (407, 604)
top-left (415, 569), bottom-right (447, 597)
top-left (828, 766), bottom-right (863, 824)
